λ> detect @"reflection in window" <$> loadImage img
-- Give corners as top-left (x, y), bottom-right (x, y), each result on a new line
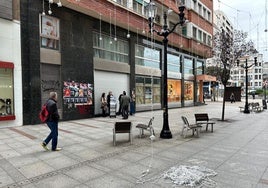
top-left (168, 79), bottom-right (181, 102)
top-left (184, 81), bottom-right (194, 101)
top-left (93, 33), bottom-right (129, 63)
top-left (135, 45), bottom-right (160, 69)
top-left (135, 76), bottom-right (160, 105)
top-left (184, 58), bottom-right (193, 74)
top-left (168, 54), bottom-right (180, 72)
top-left (196, 61), bottom-right (203, 75)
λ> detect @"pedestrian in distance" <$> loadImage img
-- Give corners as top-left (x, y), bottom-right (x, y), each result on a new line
top-left (230, 92), bottom-right (235, 103)
top-left (130, 90), bottom-right (136, 115)
top-left (120, 91), bottom-right (130, 119)
top-left (41, 92), bottom-right (61, 151)
top-left (107, 91), bottom-right (112, 116)
top-left (101, 92), bottom-right (107, 117)
top-left (118, 92), bottom-right (123, 115)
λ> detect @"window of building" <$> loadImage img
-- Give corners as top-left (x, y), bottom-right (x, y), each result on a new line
top-left (255, 75), bottom-right (258, 79)
top-left (184, 81), bottom-right (194, 101)
top-left (198, 30), bottom-right (202, 41)
top-left (207, 35), bottom-right (211, 46)
top-left (167, 54), bottom-right (180, 72)
top-left (259, 75), bottom-right (262, 79)
top-left (184, 58), bottom-right (193, 74)
top-left (196, 60), bottom-right (203, 75)
top-left (203, 33), bottom-right (207, 44)
top-left (93, 33), bottom-right (129, 63)
top-left (259, 69), bottom-right (262, 73)
top-left (135, 45), bottom-right (160, 69)
top-left (133, 0), bottom-right (143, 15)
top-left (0, 62), bottom-right (15, 120)
top-left (39, 15), bottom-right (60, 50)
top-left (135, 76), bottom-right (161, 105)
top-left (193, 27), bottom-right (197, 39)
top-left (182, 26), bottom-right (187, 36)
top-left (168, 79), bottom-right (181, 102)
top-left (116, 0), bottom-right (127, 7)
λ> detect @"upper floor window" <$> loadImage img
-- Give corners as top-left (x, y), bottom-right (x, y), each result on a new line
top-left (184, 58), bottom-right (193, 74)
top-left (135, 45), bottom-right (160, 69)
top-left (39, 15), bottom-right (60, 50)
top-left (196, 60), bottom-right (203, 75)
top-left (93, 33), bottom-right (129, 63)
top-left (167, 54), bottom-right (180, 72)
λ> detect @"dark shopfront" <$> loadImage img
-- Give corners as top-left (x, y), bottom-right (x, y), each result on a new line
top-left (20, 1), bottom-right (96, 125)
top-left (20, 0), bottom-right (207, 125)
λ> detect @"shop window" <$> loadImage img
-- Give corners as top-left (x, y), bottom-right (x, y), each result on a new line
top-left (168, 79), bottom-right (181, 103)
top-left (184, 81), bottom-right (194, 101)
top-left (0, 62), bottom-right (15, 120)
top-left (135, 76), bottom-right (160, 105)
top-left (39, 14), bottom-right (60, 50)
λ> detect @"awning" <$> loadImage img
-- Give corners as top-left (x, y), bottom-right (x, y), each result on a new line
top-left (196, 74), bottom-right (216, 82)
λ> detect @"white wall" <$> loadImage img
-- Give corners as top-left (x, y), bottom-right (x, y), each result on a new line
top-left (94, 70), bottom-right (129, 115)
top-left (0, 18), bottom-right (22, 127)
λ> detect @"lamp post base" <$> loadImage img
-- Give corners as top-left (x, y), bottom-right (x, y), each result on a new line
top-left (160, 129), bottom-right (172, 139)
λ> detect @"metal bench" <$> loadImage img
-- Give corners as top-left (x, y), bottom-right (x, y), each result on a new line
top-left (136, 117), bottom-right (155, 138)
top-left (194, 113), bottom-right (215, 132)
top-left (181, 116), bottom-right (202, 138)
top-left (113, 121), bottom-right (132, 146)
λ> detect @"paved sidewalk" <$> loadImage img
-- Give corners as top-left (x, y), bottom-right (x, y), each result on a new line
top-left (0, 99), bottom-right (268, 188)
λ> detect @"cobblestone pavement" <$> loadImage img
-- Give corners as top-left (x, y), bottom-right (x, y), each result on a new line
top-left (0, 98), bottom-right (268, 188)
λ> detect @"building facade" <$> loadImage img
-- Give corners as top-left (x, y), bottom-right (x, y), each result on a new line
top-left (230, 54), bottom-right (264, 94)
top-left (0, 0), bottom-right (213, 126)
top-left (0, 0), bottom-right (22, 126)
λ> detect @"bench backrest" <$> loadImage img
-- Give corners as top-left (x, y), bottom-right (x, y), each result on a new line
top-left (181, 116), bottom-right (190, 127)
top-left (148, 117), bottom-right (154, 127)
top-left (114, 122), bottom-right (131, 133)
top-left (195, 113), bottom-right (209, 122)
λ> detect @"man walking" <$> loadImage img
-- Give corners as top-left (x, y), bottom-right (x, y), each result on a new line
top-left (41, 92), bottom-right (61, 151)
top-left (120, 91), bottom-right (130, 119)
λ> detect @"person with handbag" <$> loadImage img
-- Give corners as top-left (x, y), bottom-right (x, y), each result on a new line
top-left (101, 92), bottom-right (107, 117)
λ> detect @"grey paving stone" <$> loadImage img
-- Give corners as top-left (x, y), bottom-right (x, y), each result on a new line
top-left (33, 174), bottom-right (80, 188)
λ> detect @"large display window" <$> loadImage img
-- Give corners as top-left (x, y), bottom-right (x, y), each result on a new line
top-left (136, 76), bottom-right (160, 105)
top-left (0, 62), bottom-right (15, 120)
top-left (168, 79), bottom-right (181, 102)
top-left (184, 81), bottom-right (194, 101)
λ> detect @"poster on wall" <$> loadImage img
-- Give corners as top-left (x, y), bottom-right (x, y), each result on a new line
top-left (63, 81), bottom-right (93, 106)
top-left (39, 14), bottom-right (60, 49)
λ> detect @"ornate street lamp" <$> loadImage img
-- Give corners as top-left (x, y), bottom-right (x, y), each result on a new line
top-left (237, 56), bottom-right (257, 113)
top-left (146, 0), bottom-right (186, 139)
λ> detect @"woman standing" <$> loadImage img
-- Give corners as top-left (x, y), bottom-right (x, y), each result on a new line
top-left (101, 92), bottom-right (107, 117)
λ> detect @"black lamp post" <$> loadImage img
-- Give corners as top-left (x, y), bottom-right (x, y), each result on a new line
top-left (146, 0), bottom-right (186, 138)
top-left (237, 57), bottom-right (257, 113)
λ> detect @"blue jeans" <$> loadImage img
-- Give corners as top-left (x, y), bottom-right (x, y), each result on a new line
top-left (44, 121), bottom-right (58, 150)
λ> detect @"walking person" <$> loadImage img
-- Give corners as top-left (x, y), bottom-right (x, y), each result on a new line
top-left (120, 91), bottom-right (130, 119)
top-left (101, 92), bottom-right (107, 117)
top-left (41, 92), bottom-right (61, 151)
top-left (230, 92), bottom-right (235, 103)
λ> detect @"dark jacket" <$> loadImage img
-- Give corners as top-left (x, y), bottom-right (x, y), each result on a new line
top-left (46, 98), bottom-right (59, 122)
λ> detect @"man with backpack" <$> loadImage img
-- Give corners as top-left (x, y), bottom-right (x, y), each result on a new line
top-left (41, 92), bottom-right (61, 151)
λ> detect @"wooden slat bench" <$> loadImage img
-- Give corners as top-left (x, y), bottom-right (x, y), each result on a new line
top-left (194, 113), bottom-right (215, 132)
top-left (181, 116), bottom-right (202, 138)
top-left (136, 117), bottom-right (155, 138)
top-left (113, 121), bottom-right (132, 146)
